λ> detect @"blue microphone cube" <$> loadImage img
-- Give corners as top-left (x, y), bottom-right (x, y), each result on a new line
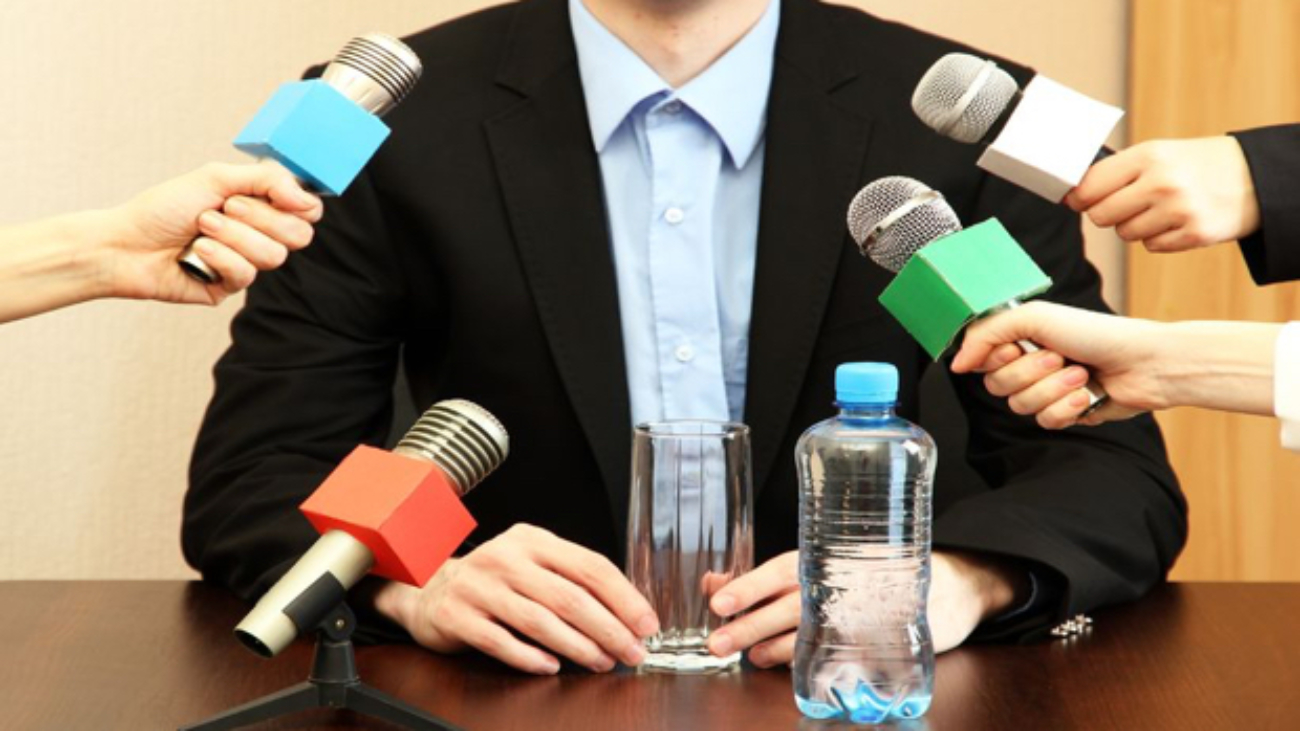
top-left (234, 80), bottom-right (390, 196)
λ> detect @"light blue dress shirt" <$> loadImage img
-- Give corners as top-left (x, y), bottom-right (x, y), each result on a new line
top-left (569, 0), bottom-right (780, 426)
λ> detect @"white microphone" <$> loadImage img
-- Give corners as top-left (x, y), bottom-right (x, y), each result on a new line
top-left (912, 53), bottom-right (1123, 202)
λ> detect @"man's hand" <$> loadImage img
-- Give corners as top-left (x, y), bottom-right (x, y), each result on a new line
top-left (1065, 136), bottom-right (1259, 253)
top-left (928, 550), bottom-right (1027, 653)
top-left (372, 524), bottom-right (660, 675)
top-left (703, 550), bottom-right (1027, 667)
top-left (706, 551), bottom-right (799, 668)
top-left (107, 160), bottom-right (323, 304)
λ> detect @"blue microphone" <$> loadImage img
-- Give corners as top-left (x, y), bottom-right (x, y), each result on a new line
top-left (178, 34), bottom-right (422, 284)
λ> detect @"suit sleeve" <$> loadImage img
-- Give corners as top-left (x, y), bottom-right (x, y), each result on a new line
top-left (933, 175), bottom-right (1188, 640)
top-left (1231, 124), bottom-right (1300, 285)
top-left (181, 168), bottom-right (418, 640)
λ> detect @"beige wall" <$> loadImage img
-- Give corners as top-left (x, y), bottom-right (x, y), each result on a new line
top-left (0, 1), bottom-right (1128, 580)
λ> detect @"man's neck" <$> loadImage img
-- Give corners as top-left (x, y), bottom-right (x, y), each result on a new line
top-left (581, 0), bottom-right (771, 88)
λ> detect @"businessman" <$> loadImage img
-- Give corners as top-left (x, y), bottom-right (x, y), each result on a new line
top-left (184, 0), bottom-right (1186, 674)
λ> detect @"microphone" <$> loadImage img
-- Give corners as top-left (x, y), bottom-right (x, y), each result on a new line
top-left (234, 399), bottom-right (508, 658)
top-left (911, 53), bottom-right (1123, 202)
top-left (178, 33), bottom-right (423, 284)
top-left (847, 176), bottom-right (1108, 410)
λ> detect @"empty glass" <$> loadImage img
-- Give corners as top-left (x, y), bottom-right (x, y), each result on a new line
top-left (625, 421), bottom-right (754, 673)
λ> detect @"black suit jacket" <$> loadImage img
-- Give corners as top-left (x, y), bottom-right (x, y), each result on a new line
top-left (1232, 124), bottom-right (1300, 285)
top-left (183, 0), bottom-right (1186, 641)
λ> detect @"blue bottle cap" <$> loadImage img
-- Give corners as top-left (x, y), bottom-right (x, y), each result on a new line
top-left (835, 362), bottom-right (899, 404)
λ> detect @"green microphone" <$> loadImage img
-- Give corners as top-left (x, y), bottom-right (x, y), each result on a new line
top-left (847, 176), bottom-right (1107, 412)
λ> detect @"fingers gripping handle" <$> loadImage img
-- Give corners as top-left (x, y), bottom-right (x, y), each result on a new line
top-left (1010, 338), bottom-right (1110, 418)
top-left (178, 241), bottom-right (219, 284)
top-left (988, 300), bottom-right (1109, 418)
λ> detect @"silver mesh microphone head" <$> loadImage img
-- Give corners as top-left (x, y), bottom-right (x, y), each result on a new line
top-left (912, 53), bottom-right (1019, 144)
top-left (321, 33), bottom-right (423, 116)
top-left (846, 176), bottom-right (963, 273)
top-left (394, 399), bottom-right (509, 496)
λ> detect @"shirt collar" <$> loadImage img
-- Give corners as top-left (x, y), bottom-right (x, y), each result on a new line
top-left (569, 0), bottom-right (780, 169)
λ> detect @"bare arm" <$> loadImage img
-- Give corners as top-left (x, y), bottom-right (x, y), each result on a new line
top-left (952, 301), bottom-right (1281, 428)
top-left (0, 161), bottom-right (321, 324)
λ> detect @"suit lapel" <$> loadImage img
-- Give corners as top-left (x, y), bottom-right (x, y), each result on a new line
top-left (485, 0), bottom-right (633, 533)
top-left (745, 0), bottom-right (875, 496)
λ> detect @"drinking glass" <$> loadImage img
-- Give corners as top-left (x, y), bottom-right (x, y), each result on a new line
top-left (625, 420), bottom-right (754, 673)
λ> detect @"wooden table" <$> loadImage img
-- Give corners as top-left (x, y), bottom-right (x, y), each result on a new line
top-left (2, 581), bottom-right (1298, 730)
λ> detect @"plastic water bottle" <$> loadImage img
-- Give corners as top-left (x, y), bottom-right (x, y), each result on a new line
top-left (793, 362), bottom-right (938, 724)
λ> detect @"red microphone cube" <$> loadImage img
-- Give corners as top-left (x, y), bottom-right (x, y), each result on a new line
top-left (300, 445), bottom-right (476, 586)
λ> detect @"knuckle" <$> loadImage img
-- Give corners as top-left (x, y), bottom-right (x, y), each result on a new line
top-left (1007, 396), bottom-right (1033, 416)
top-left (551, 586), bottom-right (587, 618)
top-left (514, 605), bottom-right (549, 636)
top-left (508, 524), bottom-right (549, 542)
top-left (1180, 226), bottom-right (1205, 247)
top-left (983, 373), bottom-right (1010, 398)
top-left (468, 627), bottom-right (504, 656)
top-left (260, 244), bottom-right (289, 270)
top-left (1088, 209), bottom-right (1116, 228)
top-left (574, 553), bottom-right (617, 587)
top-left (1143, 142), bottom-right (1171, 165)
top-left (292, 222), bottom-right (315, 248)
top-left (199, 162), bottom-right (226, 180)
top-left (469, 544), bottom-right (512, 573)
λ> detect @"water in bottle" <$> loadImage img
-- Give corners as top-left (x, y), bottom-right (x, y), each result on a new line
top-left (793, 362), bottom-right (938, 724)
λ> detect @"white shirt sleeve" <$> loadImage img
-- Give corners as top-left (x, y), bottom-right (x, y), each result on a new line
top-left (1277, 322), bottom-right (1300, 453)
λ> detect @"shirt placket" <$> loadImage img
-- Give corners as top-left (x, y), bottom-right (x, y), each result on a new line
top-left (644, 100), bottom-right (730, 422)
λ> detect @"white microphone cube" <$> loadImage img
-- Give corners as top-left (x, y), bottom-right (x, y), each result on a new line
top-left (977, 75), bottom-right (1124, 202)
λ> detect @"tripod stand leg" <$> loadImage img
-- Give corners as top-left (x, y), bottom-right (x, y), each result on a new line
top-left (178, 681), bottom-right (319, 731)
top-left (346, 682), bottom-right (466, 731)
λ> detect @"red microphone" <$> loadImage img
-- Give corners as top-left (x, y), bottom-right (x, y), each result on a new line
top-left (234, 399), bottom-right (508, 657)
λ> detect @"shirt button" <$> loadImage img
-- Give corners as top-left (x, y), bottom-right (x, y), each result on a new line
top-left (664, 207), bottom-right (685, 224)
top-left (675, 345), bottom-right (695, 362)
top-left (663, 100), bottom-right (683, 115)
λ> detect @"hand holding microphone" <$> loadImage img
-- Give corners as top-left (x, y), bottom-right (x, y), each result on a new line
top-left (951, 302), bottom-right (1157, 428)
top-left (950, 301), bottom-right (1285, 428)
top-left (846, 175), bottom-right (1108, 416)
top-left (177, 33), bottom-right (423, 284)
top-left (913, 55), bottom-right (1262, 253)
top-left (1065, 136), bottom-right (1261, 252)
top-left (0, 161), bottom-right (320, 324)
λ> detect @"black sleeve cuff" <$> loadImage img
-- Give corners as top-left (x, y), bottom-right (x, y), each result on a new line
top-left (967, 564), bottom-right (1067, 645)
top-left (1230, 125), bottom-right (1300, 286)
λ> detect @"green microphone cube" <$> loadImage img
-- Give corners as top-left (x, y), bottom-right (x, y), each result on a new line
top-left (879, 219), bottom-right (1052, 360)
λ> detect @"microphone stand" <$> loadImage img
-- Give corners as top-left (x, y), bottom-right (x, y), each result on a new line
top-left (180, 601), bottom-right (462, 731)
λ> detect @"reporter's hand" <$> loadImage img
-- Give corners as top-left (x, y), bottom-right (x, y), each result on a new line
top-left (1065, 136), bottom-right (1259, 252)
top-left (372, 524), bottom-right (660, 675)
top-left (951, 301), bottom-right (1167, 428)
top-left (108, 160), bottom-right (323, 304)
